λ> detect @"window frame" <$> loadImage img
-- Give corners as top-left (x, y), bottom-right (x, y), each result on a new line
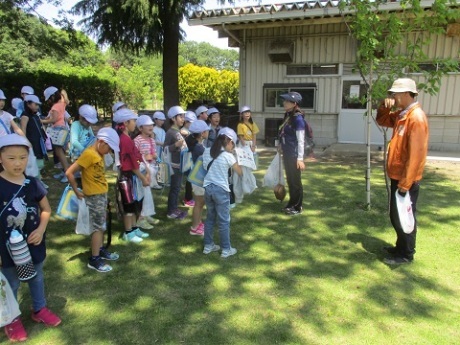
top-left (263, 83), bottom-right (317, 111)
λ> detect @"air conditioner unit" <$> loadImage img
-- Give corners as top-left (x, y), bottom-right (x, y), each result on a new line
top-left (268, 41), bottom-right (294, 63)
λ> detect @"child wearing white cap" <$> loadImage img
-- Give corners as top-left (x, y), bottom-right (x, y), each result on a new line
top-left (69, 104), bottom-right (98, 161)
top-left (133, 115), bottom-right (161, 229)
top-left (0, 89), bottom-right (26, 138)
top-left (14, 86), bottom-right (34, 118)
top-left (185, 120), bottom-right (209, 235)
top-left (114, 108), bottom-right (150, 243)
top-left (40, 87), bottom-right (70, 179)
top-left (164, 106), bottom-right (188, 220)
top-left (205, 107), bottom-right (221, 148)
top-left (66, 128), bottom-right (121, 272)
top-left (152, 111), bottom-right (166, 160)
top-left (202, 128), bottom-right (242, 258)
top-left (181, 111), bottom-right (197, 208)
top-left (19, 95), bottom-right (48, 179)
top-left (0, 134), bottom-right (61, 342)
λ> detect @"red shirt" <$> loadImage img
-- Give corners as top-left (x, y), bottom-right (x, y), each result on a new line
top-left (119, 133), bottom-right (142, 172)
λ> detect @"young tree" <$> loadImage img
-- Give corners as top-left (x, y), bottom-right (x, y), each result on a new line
top-left (339, 0), bottom-right (460, 209)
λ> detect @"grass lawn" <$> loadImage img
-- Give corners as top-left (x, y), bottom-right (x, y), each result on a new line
top-left (6, 152), bottom-right (460, 345)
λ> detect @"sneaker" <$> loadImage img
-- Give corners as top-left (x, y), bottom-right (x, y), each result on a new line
top-left (146, 216), bottom-right (160, 225)
top-left (136, 218), bottom-right (154, 230)
top-left (190, 223), bottom-right (204, 236)
top-left (122, 232), bottom-right (143, 243)
top-left (203, 244), bottom-right (220, 254)
top-left (152, 185), bottom-right (163, 190)
top-left (230, 203), bottom-right (236, 209)
top-left (99, 247), bottom-right (120, 261)
top-left (31, 307), bottom-right (62, 327)
top-left (60, 175), bottom-right (68, 183)
top-left (167, 209), bottom-right (188, 220)
top-left (88, 257), bottom-right (112, 273)
top-left (384, 256), bottom-right (413, 265)
top-left (53, 172), bottom-right (64, 179)
top-left (221, 247), bottom-right (237, 258)
top-left (285, 207), bottom-right (302, 215)
top-left (133, 227), bottom-right (149, 238)
top-left (4, 318), bottom-right (28, 342)
top-left (183, 199), bottom-right (195, 207)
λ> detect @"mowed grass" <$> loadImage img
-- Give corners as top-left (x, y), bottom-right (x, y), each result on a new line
top-left (7, 152), bottom-right (460, 345)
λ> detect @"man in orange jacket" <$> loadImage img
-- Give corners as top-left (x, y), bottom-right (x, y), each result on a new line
top-left (376, 78), bottom-right (429, 265)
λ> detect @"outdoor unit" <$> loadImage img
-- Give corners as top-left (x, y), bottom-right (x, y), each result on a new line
top-left (268, 41), bottom-right (294, 63)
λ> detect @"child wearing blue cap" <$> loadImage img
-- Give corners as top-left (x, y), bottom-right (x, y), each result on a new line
top-left (66, 128), bottom-right (121, 272)
top-left (0, 134), bottom-right (61, 342)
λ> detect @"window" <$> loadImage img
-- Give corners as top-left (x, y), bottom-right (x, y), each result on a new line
top-left (342, 81), bottom-right (366, 109)
top-left (263, 83), bottom-right (316, 110)
top-left (286, 64), bottom-right (339, 76)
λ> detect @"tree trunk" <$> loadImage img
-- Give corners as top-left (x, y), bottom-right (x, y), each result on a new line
top-left (162, 21), bottom-right (180, 111)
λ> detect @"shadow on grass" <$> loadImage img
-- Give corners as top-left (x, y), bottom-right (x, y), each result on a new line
top-left (13, 156), bottom-right (460, 344)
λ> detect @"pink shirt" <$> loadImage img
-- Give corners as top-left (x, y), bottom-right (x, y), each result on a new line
top-left (134, 135), bottom-right (156, 162)
top-left (51, 101), bottom-right (66, 127)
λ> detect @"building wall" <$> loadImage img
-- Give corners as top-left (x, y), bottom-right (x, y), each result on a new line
top-left (239, 23), bottom-right (460, 151)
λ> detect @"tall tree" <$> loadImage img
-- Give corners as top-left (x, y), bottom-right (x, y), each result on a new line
top-left (72, 0), bottom-right (204, 111)
top-left (338, 0), bottom-right (460, 209)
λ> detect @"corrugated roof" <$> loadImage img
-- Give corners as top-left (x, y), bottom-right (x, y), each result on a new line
top-left (188, 0), bottom-right (439, 26)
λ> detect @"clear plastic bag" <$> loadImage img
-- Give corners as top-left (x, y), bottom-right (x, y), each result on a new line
top-left (141, 187), bottom-right (155, 217)
top-left (395, 191), bottom-right (415, 234)
top-left (26, 148), bottom-right (39, 177)
top-left (263, 153), bottom-right (285, 188)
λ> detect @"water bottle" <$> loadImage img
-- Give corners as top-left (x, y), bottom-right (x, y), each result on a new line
top-left (7, 230), bottom-right (37, 281)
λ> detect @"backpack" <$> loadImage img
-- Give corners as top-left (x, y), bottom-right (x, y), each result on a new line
top-left (303, 118), bottom-right (315, 156)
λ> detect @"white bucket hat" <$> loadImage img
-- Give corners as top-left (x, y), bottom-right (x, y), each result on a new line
top-left (11, 98), bottom-right (23, 109)
top-left (195, 105), bottom-right (208, 116)
top-left (240, 105), bottom-right (251, 113)
top-left (207, 107), bottom-right (220, 116)
top-left (388, 78), bottom-right (418, 95)
top-left (185, 111), bottom-right (197, 123)
top-left (0, 134), bottom-right (30, 149)
top-left (0, 89), bottom-right (6, 100)
top-left (97, 127), bottom-right (120, 152)
top-left (79, 104), bottom-right (98, 124)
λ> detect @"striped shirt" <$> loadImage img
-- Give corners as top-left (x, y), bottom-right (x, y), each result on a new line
top-left (203, 148), bottom-right (236, 192)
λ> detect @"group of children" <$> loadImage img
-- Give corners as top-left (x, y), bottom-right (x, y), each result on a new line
top-left (0, 86), bottom-right (260, 342)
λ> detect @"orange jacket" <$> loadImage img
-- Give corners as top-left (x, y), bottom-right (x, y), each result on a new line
top-left (376, 103), bottom-right (429, 190)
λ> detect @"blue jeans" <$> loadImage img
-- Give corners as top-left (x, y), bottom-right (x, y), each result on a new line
top-left (2, 261), bottom-right (46, 312)
top-left (167, 168), bottom-right (183, 213)
top-left (204, 184), bottom-right (231, 250)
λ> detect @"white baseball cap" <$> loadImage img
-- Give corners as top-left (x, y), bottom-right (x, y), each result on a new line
top-left (207, 107), bottom-right (220, 116)
top-left (189, 120), bottom-right (209, 134)
top-left (21, 86), bottom-right (34, 95)
top-left (0, 89), bottom-right (6, 100)
top-left (79, 104), bottom-right (98, 124)
top-left (11, 98), bottom-right (23, 109)
top-left (153, 111), bottom-right (166, 120)
top-left (0, 133), bottom-right (30, 149)
top-left (240, 105), bottom-right (251, 113)
top-left (113, 108), bottom-right (138, 123)
top-left (218, 127), bottom-right (237, 144)
top-left (112, 101), bottom-right (126, 113)
top-left (185, 111), bottom-right (197, 123)
top-left (167, 106), bottom-right (186, 119)
top-left (195, 105), bottom-right (208, 116)
top-left (24, 95), bottom-right (41, 105)
top-left (44, 86), bottom-right (58, 101)
top-left (136, 115), bottom-right (154, 128)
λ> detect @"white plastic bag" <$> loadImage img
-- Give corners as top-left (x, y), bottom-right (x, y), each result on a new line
top-left (0, 272), bottom-right (21, 327)
top-left (263, 153), bottom-right (285, 188)
top-left (75, 199), bottom-right (91, 236)
top-left (141, 187), bottom-right (156, 217)
top-left (26, 148), bottom-right (39, 177)
top-left (395, 191), bottom-right (415, 234)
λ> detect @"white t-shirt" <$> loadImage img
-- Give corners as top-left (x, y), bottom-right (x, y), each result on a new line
top-left (203, 148), bottom-right (236, 192)
top-left (0, 111), bottom-right (15, 137)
